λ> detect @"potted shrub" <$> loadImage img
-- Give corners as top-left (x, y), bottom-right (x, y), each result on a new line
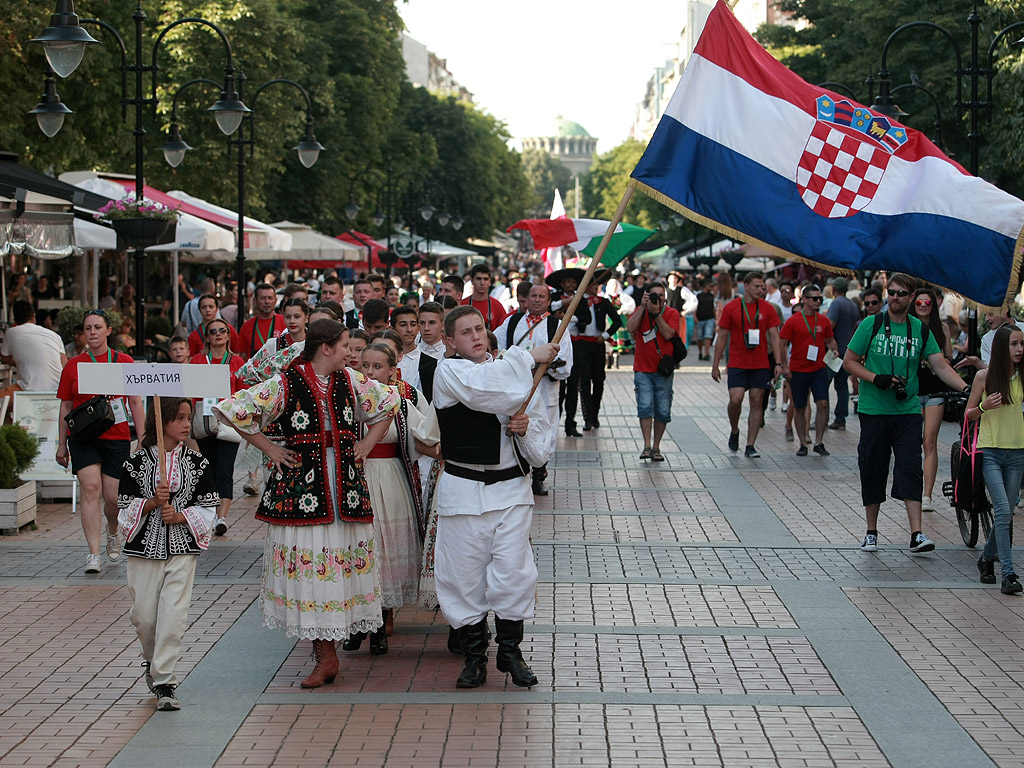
top-left (0, 423), bottom-right (41, 534)
top-left (96, 194), bottom-right (179, 249)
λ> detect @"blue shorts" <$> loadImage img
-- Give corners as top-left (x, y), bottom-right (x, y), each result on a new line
top-left (696, 319), bottom-right (716, 340)
top-left (727, 367), bottom-right (771, 391)
top-left (634, 371), bottom-right (673, 423)
top-left (790, 368), bottom-right (829, 408)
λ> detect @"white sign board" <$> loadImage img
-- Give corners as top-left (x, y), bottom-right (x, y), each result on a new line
top-left (78, 363), bottom-right (231, 398)
top-left (393, 235), bottom-right (414, 258)
top-left (13, 391), bottom-right (73, 482)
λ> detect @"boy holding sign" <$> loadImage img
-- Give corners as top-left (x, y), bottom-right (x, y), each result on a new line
top-left (118, 397), bottom-right (219, 711)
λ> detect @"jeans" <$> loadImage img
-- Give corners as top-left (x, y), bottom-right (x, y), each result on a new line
top-left (981, 448), bottom-right (1024, 578)
top-left (832, 366), bottom-right (850, 423)
top-left (634, 371), bottom-right (674, 423)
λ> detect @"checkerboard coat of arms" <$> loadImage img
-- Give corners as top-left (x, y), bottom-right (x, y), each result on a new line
top-left (796, 96), bottom-right (909, 218)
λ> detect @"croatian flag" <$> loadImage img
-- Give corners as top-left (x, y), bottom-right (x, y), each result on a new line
top-left (630, 0), bottom-right (1024, 307)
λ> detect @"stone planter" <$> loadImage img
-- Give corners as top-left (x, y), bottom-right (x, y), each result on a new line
top-left (110, 217), bottom-right (175, 249)
top-left (0, 480), bottom-right (36, 535)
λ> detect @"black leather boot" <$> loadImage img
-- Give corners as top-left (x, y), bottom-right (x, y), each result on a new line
top-left (369, 626), bottom-right (388, 655)
top-left (455, 619), bottom-right (489, 688)
top-left (447, 625), bottom-right (462, 655)
top-left (342, 632), bottom-right (365, 651)
top-left (494, 618), bottom-right (538, 688)
top-left (531, 465), bottom-right (549, 496)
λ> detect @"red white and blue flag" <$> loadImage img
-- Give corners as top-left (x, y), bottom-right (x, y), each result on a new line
top-left (630, 0), bottom-right (1024, 307)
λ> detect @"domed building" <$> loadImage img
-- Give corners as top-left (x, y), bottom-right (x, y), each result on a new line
top-left (522, 117), bottom-right (598, 177)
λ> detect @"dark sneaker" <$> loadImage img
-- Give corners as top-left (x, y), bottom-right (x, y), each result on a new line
top-left (909, 532), bottom-right (935, 554)
top-left (1002, 574), bottom-right (1023, 595)
top-left (141, 661), bottom-right (155, 693)
top-left (978, 557), bottom-right (996, 584)
top-left (813, 443), bottom-right (830, 456)
top-left (796, 445), bottom-right (808, 457)
top-left (744, 445), bottom-right (760, 458)
top-left (828, 421), bottom-right (846, 430)
top-left (155, 684), bottom-right (180, 711)
top-left (214, 518), bottom-right (228, 536)
top-left (728, 432), bottom-right (740, 452)
top-left (860, 533), bottom-right (878, 551)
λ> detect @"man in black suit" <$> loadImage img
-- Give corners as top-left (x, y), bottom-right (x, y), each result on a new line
top-left (565, 271), bottom-right (622, 434)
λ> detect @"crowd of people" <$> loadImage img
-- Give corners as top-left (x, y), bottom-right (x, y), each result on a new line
top-left (15, 256), bottom-right (1020, 713)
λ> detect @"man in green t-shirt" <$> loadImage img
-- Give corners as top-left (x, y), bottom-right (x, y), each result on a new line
top-left (844, 272), bottom-right (968, 554)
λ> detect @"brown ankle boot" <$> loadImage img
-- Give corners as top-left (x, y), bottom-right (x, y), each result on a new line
top-left (300, 639), bottom-right (339, 688)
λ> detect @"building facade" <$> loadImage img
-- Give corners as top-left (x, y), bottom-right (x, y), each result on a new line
top-left (401, 33), bottom-right (473, 102)
top-left (521, 118), bottom-right (598, 178)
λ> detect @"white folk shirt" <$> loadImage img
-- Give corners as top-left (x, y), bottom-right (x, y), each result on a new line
top-left (1, 323), bottom-right (65, 390)
top-left (494, 312), bottom-right (574, 408)
top-left (398, 347), bottom-right (422, 390)
top-left (433, 346), bottom-right (551, 516)
top-left (419, 339), bottom-right (446, 360)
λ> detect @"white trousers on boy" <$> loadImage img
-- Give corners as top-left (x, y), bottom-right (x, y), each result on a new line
top-left (435, 504), bottom-right (537, 629)
top-left (127, 555), bottom-right (198, 687)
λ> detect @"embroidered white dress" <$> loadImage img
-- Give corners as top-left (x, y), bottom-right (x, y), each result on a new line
top-left (215, 368), bottom-right (399, 641)
top-left (363, 392), bottom-right (438, 609)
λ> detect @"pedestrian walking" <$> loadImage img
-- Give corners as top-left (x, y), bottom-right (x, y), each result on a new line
top-left (843, 273), bottom-right (968, 554)
top-left (966, 324), bottom-right (1024, 594)
top-left (213, 319), bottom-right (400, 688)
top-left (56, 309), bottom-right (146, 573)
top-left (826, 276), bottom-right (860, 430)
top-left (433, 305), bottom-right (558, 689)
top-left (779, 285), bottom-right (838, 456)
top-left (711, 271), bottom-right (783, 458)
top-left (118, 397), bottom-right (218, 711)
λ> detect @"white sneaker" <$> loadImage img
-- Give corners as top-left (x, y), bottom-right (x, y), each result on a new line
top-left (860, 533), bottom-right (878, 552)
top-left (769, 394), bottom-right (777, 411)
top-left (85, 553), bottom-right (101, 573)
top-left (214, 517), bottom-right (228, 536)
top-left (782, 402), bottom-right (789, 413)
top-left (106, 531), bottom-right (122, 561)
top-left (921, 496), bottom-right (935, 512)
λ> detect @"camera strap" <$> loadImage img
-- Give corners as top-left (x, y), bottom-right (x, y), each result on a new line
top-left (883, 313), bottom-right (913, 382)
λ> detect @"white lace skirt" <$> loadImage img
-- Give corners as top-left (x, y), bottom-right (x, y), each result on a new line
top-left (364, 456), bottom-right (422, 609)
top-left (261, 518), bottom-right (383, 640)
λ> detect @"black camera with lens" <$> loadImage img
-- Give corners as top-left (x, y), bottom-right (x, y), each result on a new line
top-left (892, 375), bottom-right (908, 401)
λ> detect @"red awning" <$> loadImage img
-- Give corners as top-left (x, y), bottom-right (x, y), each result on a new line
top-left (337, 231), bottom-right (389, 269)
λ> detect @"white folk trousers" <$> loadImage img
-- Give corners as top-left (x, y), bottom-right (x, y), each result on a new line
top-left (126, 555), bottom-right (198, 687)
top-left (435, 504), bottom-right (537, 629)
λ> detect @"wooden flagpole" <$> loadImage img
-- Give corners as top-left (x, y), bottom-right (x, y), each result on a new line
top-left (512, 181), bottom-right (636, 418)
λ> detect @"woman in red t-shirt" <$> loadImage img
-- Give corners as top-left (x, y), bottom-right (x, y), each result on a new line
top-left (56, 309), bottom-right (146, 574)
top-left (189, 318), bottom-right (245, 536)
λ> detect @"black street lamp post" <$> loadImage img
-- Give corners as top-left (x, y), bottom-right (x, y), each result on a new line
top-left (344, 169), bottom-right (461, 277)
top-left (30, 0), bottom-right (249, 356)
top-left (162, 75), bottom-right (324, 328)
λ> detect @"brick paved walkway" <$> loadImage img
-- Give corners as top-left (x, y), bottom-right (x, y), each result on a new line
top-left (2, 355), bottom-right (1021, 766)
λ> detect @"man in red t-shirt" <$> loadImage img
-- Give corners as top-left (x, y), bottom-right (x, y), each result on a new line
top-left (238, 283), bottom-right (285, 359)
top-left (626, 281), bottom-right (680, 462)
top-left (460, 264), bottom-right (507, 331)
top-left (712, 271), bottom-right (784, 458)
top-left (779, 285), bottom-right (838, 457)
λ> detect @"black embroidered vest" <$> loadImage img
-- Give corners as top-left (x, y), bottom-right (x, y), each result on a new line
top-left (255, 365), bottom-right (372, 526)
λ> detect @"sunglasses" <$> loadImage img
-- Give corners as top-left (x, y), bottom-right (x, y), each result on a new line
top-left (888, 289), bottom-right (911, 297)
top-left (863, 300), bottom-right (880, 307)
top-left (206, 327), bottom-right (229, 336)
top-left (84, 309), bottom-right (108, 319)
top-left (804, 295), bottom-right (823, 302)
top-left (915, 298), bottom-right (932, 306)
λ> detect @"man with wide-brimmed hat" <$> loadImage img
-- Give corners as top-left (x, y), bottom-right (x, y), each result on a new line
top-left (567, 269), bottom-right (621, 433)
top-left (547, 267), bottom-right (596, 437)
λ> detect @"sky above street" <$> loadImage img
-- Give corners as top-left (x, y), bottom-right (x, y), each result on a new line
top-left (399, 0), bottom-right (691, 153)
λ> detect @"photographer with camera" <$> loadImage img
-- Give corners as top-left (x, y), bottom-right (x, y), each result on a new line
top-left (627, 281), bottom-right (679, 462)
top-left (843, 273), bottom-right (968, 554)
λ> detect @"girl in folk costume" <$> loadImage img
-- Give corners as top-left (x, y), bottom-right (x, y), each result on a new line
top-left (188, 317), bottom-right (245, 535)
top-left (118, 398), bottom-right (219, 711)
top-left (342, 342), bottom-right (439, 654)
top-left (348, 329), bottom-right (371, 369)
top-left (214, 319), bottom-right (400, 688)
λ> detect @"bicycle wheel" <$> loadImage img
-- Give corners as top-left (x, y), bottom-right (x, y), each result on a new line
top-left (951, 442), bottom-right (979, 547)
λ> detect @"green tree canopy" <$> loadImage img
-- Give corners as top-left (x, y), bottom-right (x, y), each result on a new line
top-left (520, 148), bottom-right (572, 216)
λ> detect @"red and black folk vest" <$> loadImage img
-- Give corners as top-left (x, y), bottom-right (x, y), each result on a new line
top-left (255, 364), bottom-right (372, 526)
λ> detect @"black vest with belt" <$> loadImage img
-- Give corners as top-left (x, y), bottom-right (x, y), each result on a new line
top-left (436, 402), bottom-right (503, 465)
top-left (255, 365), bottom-right (372, 526)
